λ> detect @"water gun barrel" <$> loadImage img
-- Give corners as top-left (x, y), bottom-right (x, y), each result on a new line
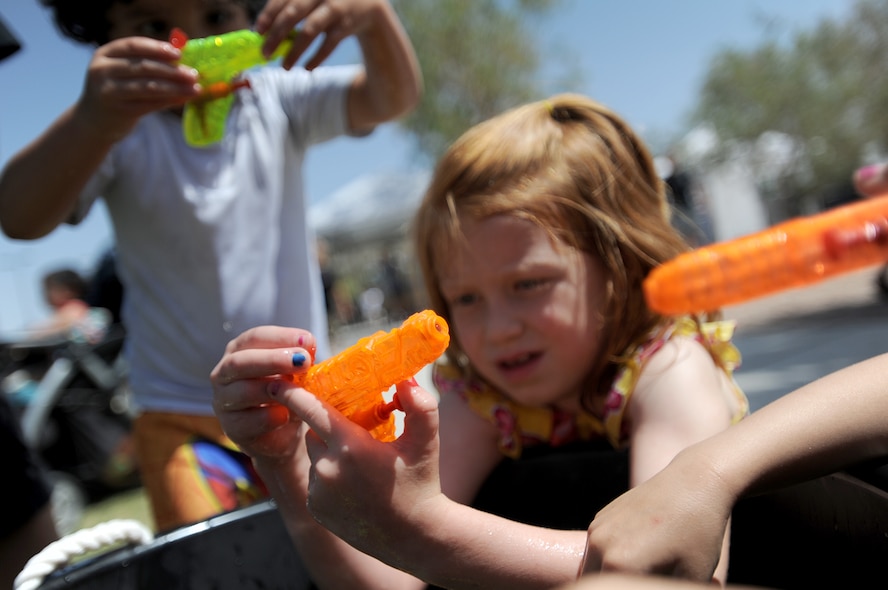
top-left (644, 195), bottom-right (888, 315)
top-left (291, 310), bottom-right (450, 441)
top-left (177, 29), bottom-right (294, 80)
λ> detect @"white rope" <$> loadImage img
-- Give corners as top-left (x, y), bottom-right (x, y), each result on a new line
top-left (14, 519), bottom-right (154, 590)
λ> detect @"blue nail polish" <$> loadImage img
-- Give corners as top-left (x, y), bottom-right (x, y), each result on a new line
top-left (292, 352), bottom-right (306, 367)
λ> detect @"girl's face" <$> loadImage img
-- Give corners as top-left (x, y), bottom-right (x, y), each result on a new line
top-left (438, 214), bottom-right (608, 413)
top-left (107, 0), bottom-right (251, 42)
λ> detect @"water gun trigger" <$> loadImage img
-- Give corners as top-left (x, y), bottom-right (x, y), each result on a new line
top-left (170, 27), bottom-right (188, 49)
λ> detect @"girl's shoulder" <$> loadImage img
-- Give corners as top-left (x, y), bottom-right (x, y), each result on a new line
top-left (624, 317), bottom-right (749, 429)
top-left (605, 317), bottom-right (747, 443)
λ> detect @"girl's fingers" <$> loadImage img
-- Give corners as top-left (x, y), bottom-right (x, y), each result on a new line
top-left (394, 378), bottom-right (440, 447)
top-left (854, 163), bottom-right (888, 198)
top-left (224, 325), bottom-right (315, 355)
top-left (276, 385), bottom-right (351, 447)
top-left (212, 346), bottom-right (310, 386)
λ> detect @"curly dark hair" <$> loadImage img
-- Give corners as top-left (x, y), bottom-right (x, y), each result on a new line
top-left (39, 0), bottom-right (267, 46)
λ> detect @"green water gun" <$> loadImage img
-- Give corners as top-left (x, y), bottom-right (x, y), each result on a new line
top-left (171, 28), bottom-right (295, 147)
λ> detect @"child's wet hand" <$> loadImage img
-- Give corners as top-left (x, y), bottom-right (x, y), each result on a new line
top-left (279, 376), bottom-right (446, 553)
top-left (582, 457), bottom-right (730, 582)
top-left (210, 325), bottom-right (317, 461)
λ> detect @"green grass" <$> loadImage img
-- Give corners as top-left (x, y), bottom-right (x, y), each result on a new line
top-left (80, 487), bottom-right (154, 533)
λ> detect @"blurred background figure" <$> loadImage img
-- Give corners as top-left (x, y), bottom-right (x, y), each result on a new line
top-left (374, 248), bottom-right (415, 321)
top-left (358, 286), bottom-right (386, 324)
top-left (0, 14), bottom-right (59, 589)
top-left (84, 248), bottom-right (124, 327)
top-left (656, 153), bottom-right (712, 247)
top-left (28, 268), bottom-right (107, 343)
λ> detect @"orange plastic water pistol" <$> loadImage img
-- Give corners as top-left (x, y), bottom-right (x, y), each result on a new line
top-left (644, 195), bottom-right (888, 315)
top-left (291, 310), bottom-right (450, 441)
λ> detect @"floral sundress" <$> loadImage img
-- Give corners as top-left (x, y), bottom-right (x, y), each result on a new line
top-left (433, 317), bottom-right (748, 459)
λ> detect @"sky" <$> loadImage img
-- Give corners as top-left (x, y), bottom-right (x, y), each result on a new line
top-left (0, 0), bottom-right (854, 335)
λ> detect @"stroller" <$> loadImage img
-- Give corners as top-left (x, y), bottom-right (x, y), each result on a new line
top-left (1, 322), bottom-right (138, 534)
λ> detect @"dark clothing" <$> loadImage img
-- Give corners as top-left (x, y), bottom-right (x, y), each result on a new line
top-left (86, 250), bottom-right (124, 325)
top-left (665, 170), bottom-right (692, 209)
top-left (0, 395), bottom-right (53, 536)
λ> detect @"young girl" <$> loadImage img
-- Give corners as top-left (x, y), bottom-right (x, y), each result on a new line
top-left (211, 94), bottom-right (748, 588)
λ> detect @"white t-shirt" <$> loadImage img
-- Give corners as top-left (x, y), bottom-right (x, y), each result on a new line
top-left (73, 64), bottom-right (362, 415)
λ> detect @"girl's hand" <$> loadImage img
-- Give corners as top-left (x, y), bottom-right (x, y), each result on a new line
top-left (276, 377), bottom-right (446, 555)
top-left (211, 325), bottom-right (317, 464)
top-left (76, 37), bottom-right (200, 141)
top-left (256, 0), bottom-right (387, 70)
top-left (582, 452), bottom-right (732, 583)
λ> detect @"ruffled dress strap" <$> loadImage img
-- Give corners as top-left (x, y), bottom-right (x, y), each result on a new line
top-left (599, 317), bottom-right (748, 448)
top-left (433, 364), bottom-right (603, 458)
top-left (433, 317), bottom-right (748, 457)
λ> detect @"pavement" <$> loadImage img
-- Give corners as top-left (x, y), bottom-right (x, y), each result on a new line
top-left (721, 266), bottom-right (887, 330)
top-left (721, 266), bottom-right (888, 411)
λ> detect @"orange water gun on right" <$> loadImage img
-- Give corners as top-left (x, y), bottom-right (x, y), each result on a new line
top-left (644, 195), bottom-right (888, 315)
top-left (291, 310), bottom-right (450, 442)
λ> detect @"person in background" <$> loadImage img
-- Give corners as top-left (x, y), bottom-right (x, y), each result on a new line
top-left (0, 15), bottom-right (59, 588)
top-left (0, 0), bottom-right (421, 532)
top-left (3, 268), bottom-right (106, 405)
top-left (26, 268), bottom-right (91, 342)
top-left (85, 248), bottom-right (125, 327)
top-left (211, 94), bottom-right (748, 588)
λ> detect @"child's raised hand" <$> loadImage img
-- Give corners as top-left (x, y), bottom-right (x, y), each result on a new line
top-left (211, 325), bottom-right (318, 463)
top-left (276, 376), bottom-right (448, 554)
top-left (76, 37), bottom-right (200, 140)
top-left (256, 0), bottom-right (388, 70)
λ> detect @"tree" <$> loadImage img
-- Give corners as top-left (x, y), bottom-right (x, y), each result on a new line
top-left (391, 0), bottom-right (569, 162)
top-left (691, 0), bottom-right (888, 217)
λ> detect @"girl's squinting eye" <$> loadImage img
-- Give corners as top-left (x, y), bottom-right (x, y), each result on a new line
top-left (515, 277), bottom-right (548, 291)
top-left (447, 292), bottom-right (478, 308)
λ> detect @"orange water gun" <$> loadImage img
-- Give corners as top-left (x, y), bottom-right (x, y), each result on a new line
top-left (644, 195), bottom-right (888, 315)
top-left (291, 310), bottom-right (450, 441)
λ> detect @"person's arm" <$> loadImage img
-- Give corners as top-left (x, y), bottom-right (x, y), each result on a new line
top-left (212, 325), bottom-right (427, 590)
top-left (213, 325), bottom-right (589, 589)
top-left (281, 378), bottom-right (588, 589)
top-left (620, 337), bottom-right (740, 585)
top-left (582, 352), bottom-right (888, 581)
top-left (0, 37), bottom-right (198, 239)
top-left (255, 0), bottom-right (422, 131)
